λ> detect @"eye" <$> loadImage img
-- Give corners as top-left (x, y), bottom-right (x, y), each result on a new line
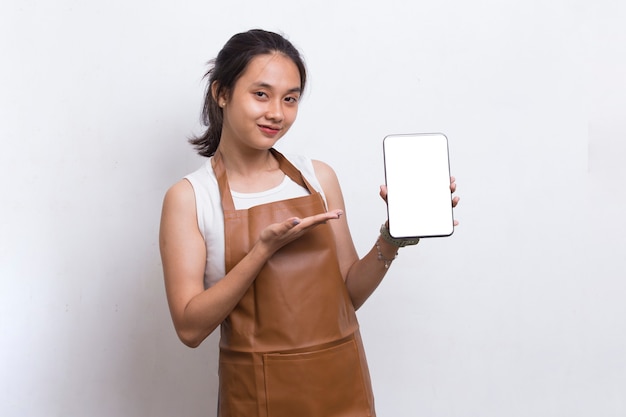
top-left (254, 91), bottom-right (268, 99)
top-left (284, 96), bottom-right (299, 104)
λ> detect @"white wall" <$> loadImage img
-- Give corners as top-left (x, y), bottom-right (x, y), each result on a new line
top-left (1, 1), bottom-right (624, 416)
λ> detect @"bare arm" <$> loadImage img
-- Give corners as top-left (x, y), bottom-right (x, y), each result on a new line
top-left (159, 179), bottom-right (342, 347)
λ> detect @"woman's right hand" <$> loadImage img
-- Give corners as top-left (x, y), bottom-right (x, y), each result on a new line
top-left (256, 209), bottom-right (344, 257)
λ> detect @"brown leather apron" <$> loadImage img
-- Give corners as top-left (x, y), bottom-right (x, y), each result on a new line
top-left (212, 149), bottom-right (376, 417)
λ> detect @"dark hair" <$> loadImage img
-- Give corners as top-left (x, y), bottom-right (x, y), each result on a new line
top-left (189, 29), bottom-right (307, 157)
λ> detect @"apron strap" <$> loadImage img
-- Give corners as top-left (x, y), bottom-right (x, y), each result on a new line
top-left (269, 148), bottom-right (318, 194)
top-left (211, 151), bottom-right (236, 213)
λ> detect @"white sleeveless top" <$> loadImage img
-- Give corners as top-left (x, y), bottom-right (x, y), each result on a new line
top-left (184, 154), bottom-right (327, 289)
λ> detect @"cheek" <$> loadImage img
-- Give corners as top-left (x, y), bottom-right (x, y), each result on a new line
top-left (244, 97), bottom-right (268, 115)
top-left (286, 106), bottom-right (299, 124)
top-left (228, 105), bottom-right (258, 129)
top-left (231, 98), bottom-right (264, 120)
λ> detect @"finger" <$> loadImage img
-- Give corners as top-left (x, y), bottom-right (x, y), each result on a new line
top-left (296, 210), bottom-right (343, 230)
top-left (310, 210), bottom-right (343, 225)
top-left (450, 176), bottom-right (457, 192)
top-left (379, 185), bottom-right (388, 202)
top-left (329, 209), bottom-right (343, 218)
top-left (452, 196), bottom-right (460, 207)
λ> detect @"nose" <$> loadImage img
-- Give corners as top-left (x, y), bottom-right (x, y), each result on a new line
top-left (266, 99), bottom-right (284, 122)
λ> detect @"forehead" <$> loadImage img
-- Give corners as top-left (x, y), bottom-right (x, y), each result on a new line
top-left (237, 53), bottom-right (301, 89)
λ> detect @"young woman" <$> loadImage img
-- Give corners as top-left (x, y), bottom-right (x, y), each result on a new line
top-left (160, 29), bottom-right (459, 417)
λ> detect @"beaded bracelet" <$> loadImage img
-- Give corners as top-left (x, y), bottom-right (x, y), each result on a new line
top-left (379, 224), bottom-right (421, 247)
top-left (375, 237), bottom-right (397, 269)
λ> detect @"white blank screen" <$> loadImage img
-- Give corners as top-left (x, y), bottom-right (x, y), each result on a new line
top-left (383, 133), bottom-right (454, 238)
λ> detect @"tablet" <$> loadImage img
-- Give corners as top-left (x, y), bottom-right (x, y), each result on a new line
top-left (383, 133), bottom-right (454, 238)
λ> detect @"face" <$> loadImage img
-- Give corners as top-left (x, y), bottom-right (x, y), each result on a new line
top-left (218, 53), bottom-right (302, 153)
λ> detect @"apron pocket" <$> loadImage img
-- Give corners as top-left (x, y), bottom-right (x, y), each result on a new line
top-left (263, 338), bottom-right (372, 417)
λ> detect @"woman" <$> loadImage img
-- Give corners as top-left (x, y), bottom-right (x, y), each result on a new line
top-left (160, 29), bottom-right (459, 417)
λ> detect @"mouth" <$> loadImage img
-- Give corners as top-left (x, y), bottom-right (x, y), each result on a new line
top-left (258, 124), bottom-right (282, 135)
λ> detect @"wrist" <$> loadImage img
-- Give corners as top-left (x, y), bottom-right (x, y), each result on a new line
top-left (375, 237), bottom-right (397, 269)
top-left (250, 240), bottom-right (274, 264)
top-left (379, 223), bottom-right (420, 247)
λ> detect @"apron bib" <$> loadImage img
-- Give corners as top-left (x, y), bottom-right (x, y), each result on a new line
top-left (213, 149), bottom-right (375, 417)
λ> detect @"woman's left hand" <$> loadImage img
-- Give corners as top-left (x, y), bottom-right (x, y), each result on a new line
top-left (379, 176), bottom-right (460, 226)
top-left (450, 176), bottom-right (460, 226)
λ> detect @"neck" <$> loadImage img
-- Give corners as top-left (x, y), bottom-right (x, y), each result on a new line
top-left (215, 143), bottom-right (278, 178)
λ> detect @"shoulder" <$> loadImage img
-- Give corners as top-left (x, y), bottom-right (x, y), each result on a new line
top-left (164, 160), bottom-right (213, 207)
top-left (311, 160), bottom-right (344, 205)
top-left (311, 159), bottom-right (339, 187)
top-left (175, 159), bottom-right (219, 204)
top-left (163, 179), bottom-right (196, 215)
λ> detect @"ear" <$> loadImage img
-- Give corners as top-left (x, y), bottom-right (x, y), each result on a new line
top-left (211, 82), bottom-right (227, 107)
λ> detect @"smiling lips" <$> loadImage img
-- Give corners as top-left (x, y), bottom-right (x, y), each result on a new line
top-left (258, 124), bottom-right (281, 136)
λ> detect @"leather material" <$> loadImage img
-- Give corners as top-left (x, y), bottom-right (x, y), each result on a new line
top-left (213, 149), bottom-right (375, 417)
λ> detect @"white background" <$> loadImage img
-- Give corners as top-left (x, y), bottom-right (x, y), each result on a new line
top-left (1, 1), bottom-right (625, 416)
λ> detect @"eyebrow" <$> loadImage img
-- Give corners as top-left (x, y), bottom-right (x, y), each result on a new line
top-left (252, 82), bottom-right (301, 94)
